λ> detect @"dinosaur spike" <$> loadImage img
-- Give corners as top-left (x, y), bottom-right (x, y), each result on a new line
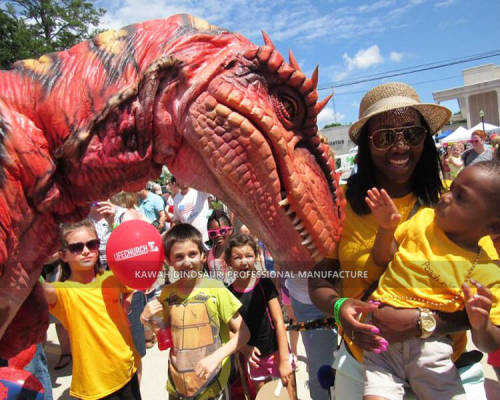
top-left (311, 66), bottom-right (319, 89)
top-left (257, 46), bottom-right (273, 64)
top-left (314, 94), bottom-right (333, 115)
top-left (261, 31), bottom-right (274, 48)
top-left (244, 48), bottom-right (258, 59)
top-left (288, 49), bottom-right (301, 71)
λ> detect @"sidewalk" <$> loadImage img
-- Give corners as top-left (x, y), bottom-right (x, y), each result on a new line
top-left (45, 322), bottom-right (312, 399)
top-left (45, 323), bottom-right (498, 399)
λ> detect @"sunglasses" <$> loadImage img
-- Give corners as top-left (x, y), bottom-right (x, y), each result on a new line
top-left (66, 239), bottom-right (100, 254)
top-left (208, 227), bottom-right (232, 239)
top-left (369, 125), bottom-right (427, 150)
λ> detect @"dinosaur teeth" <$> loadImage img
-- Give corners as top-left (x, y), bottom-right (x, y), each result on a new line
top-left (292, 216), bottom-right (301, 226)
top-left (279, 198), bottom-right (289, 207)
top-left (301, 236), bottom-right (313, 246)
top-left (295, 222), bottom-right (304, 231)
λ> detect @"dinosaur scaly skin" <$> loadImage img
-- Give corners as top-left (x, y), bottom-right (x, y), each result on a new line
top-left (0, 14), bottom-right (345, 358)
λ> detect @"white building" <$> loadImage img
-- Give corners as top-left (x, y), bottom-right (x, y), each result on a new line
top-left (433, 64), bottom-right (500, 128)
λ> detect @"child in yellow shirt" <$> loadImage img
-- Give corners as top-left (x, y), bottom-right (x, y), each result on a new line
top-left (43, 219), bottom-right (141, 400)
top-left (140, 223), bottom-right (250, 400)
top-left (363, 160), bottom-right (500, 400)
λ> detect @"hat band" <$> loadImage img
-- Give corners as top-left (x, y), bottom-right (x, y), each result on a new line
top-left (362, 95), bottom-right (420, 119)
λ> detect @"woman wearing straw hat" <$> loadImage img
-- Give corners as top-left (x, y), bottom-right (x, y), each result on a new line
top-left (309, 82), bottom-right (496, 399)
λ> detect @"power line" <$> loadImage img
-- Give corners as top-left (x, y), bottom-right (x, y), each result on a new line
top-left (334, 75), bottom-right (460, 97)
top-left (318, 50), bottom-right (500, 91)
top-left (325, 50), bottom-right (500, 85)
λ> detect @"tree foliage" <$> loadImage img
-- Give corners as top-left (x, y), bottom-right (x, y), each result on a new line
top-left (323, 122), bottom-right (343, 129)
top-left (0, 0), bottom-right (106, 69)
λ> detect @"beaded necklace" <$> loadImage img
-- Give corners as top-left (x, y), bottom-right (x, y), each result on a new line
top-left (386, 249), bottom-right (482, 309)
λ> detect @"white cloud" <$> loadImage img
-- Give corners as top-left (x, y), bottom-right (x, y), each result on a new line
top-left (390, 51), bottom-right (403, 62)
top-left (435, 0), bottom-right (454, 8)
top-left (317, 106), bottom-right (345, 128)
top-left (343, 45), bottom-right (384, 70)
top-left (438, 17), bottom-right (466, 30)
top-left (97, 0), bottom-right (423, 46)
top-left (357, 0), bottom-right (395, 13)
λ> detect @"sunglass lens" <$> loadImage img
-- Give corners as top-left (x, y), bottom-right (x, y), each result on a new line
top-left (208, 231), bottom-right (217, 239)
top-left (68, 240), bottom-right (99, 253)
top-left (372, 129), bottom-right (395, 149)
top-left (404, 126), bottom-right (426, 145)
top-left (68, 243), bottom-right (84, 253)
top-left (87, 239), bottom-right (100, 251)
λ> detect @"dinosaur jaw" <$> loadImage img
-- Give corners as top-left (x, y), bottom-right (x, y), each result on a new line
top-left (179, 90), bottom-right (344, 268)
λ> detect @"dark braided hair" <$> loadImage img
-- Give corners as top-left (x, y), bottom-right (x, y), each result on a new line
top-left (346, 111), bottom-right (444, 215)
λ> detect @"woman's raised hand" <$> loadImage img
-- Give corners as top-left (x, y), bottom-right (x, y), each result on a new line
top-left (339, 298), bottom-right (387, 352)
top-left (365, 188), bottom-right (401, 230)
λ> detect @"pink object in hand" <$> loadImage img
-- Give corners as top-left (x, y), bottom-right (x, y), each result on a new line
top-left (157, 327), bottom-right (173, 351)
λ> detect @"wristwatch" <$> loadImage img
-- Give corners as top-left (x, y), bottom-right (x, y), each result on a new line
top-left (417, 308), bottom-right (436, 339)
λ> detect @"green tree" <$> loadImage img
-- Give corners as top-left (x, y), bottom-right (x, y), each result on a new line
top-left (1, 0), bottom-right (106, 69)
top-left (323, 122), bottom-right (342, 129)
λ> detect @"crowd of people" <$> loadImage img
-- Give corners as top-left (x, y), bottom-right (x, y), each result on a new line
top-left (439, 128), bottom-right (497, 181)
top-left (3, 81), bottom-right (499, 400)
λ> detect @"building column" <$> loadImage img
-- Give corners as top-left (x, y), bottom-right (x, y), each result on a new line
top-left (495, 89), bottom-right (500, 127)
top-left (463, 96), bottom-right (471, 129)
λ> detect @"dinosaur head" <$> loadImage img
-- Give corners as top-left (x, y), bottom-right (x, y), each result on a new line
top-left (0, 15), bottom-right (345, 357)
top-left (157, 30), bottom-right (345, 268)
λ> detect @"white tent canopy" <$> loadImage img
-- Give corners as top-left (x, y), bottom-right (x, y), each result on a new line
top-left (442, 126), bottom-right (470, 143)
top-left (469, 122), bottom-right (500, 133)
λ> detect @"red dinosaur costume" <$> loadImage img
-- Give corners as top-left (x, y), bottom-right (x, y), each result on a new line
top-left (0, 14), bottom-right (344, 358)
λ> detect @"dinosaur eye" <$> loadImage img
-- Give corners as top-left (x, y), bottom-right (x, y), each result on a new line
top-left (271, 89), bottom-right (305, 129)
top-left (280, 95), bottom-right (298, 120)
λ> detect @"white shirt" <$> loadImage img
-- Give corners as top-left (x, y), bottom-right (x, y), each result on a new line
top-left (285, 278), bottom-right (313, 304)
top-left (173, 189), bottom-right (211, 243)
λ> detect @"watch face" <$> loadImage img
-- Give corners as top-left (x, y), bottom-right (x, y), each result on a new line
top-left (421, 315), bottom-right (436, 331)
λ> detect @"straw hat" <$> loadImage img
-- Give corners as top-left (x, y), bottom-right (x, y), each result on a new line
top-left (349, 82), bottom-right (451, 144)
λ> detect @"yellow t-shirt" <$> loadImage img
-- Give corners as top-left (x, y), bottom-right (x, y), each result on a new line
top-left (335, 182), bottom-right (497, 362)
top-left (159, 278), bottom-right (242, 400)
top-left (49, 271), bottom-right (139, 400)
top-left (336, 189), bottom-right (418, 362)
top-left (338, 190), bottom-right (418, 300)
top-left (372, 207), bottom-right (499, 359)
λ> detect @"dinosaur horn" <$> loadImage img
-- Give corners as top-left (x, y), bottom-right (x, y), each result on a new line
top-left (261, 30), bottom-right (274, 48)
top-left (288, 49), bottom-right (301, 71)
top-left (244, 48), bottom-right (259, 59)
top-left (314, 94), bottom-right (333, 115)
top-left (310, 65), bottom-right (319, 90)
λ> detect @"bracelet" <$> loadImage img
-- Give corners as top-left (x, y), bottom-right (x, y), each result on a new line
top-left (333, 297), bottom-right (349, 329)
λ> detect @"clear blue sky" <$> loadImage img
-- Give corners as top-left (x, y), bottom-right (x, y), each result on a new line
top-left (96, 0), bottom-right (500, 127)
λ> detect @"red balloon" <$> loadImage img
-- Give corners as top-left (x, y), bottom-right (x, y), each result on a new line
top-left (106, 220), bottom-right (164, 290)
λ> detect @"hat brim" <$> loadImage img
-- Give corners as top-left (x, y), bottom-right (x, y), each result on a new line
top-left (349, 99), bottom-right (451, 144)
